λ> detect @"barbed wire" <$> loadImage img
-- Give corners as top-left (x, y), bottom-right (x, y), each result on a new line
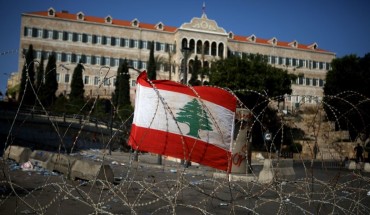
top-left (1, 66), bottom-right (370, 214)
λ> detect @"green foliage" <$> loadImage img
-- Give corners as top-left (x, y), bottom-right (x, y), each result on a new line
top-left (209, 54), bottom-right (296, 149)
top-left (69, 62), bottom-right (85, 102)
top-left (210, 54), bottom-right (296, 98)
top-left (19, 44), bottom-right (36, 105)
top-left (147, 41), bottom-right (156, 80)
top-left (323, 53), bottom-right (370, 139)
top-left (35, 55), bottom-right (45, 92)
top-left (42, 54), bottom-right (58, 107)
top-left (52, 93), bottom-right (68, 113)
top-left (113, 59), bottom-right (131, 109)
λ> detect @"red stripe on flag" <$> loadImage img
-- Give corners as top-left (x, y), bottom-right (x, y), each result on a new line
top-left (129, 124), bottom-right (232, 172)
top-left (137, 72), bottom-right (236, 112)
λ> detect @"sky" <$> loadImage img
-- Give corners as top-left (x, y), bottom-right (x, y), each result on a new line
top-left (0, 0), bottom-right (369, 95)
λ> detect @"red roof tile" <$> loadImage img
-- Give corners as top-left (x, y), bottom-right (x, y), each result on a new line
top-left (27, 11), bottom-right (177, 33)
top-left (27, 10), bottom-right (330, 53)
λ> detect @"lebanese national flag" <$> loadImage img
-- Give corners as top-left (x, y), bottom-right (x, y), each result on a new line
top-left (128, 72), bottom-right (237, 172)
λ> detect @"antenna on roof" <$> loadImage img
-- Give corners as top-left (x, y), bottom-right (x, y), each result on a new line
top-left (202, 2), bottom-right (207, 18)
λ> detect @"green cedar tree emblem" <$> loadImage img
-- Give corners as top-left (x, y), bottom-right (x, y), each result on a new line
top-left (176, 98), bottom-right (213, 138)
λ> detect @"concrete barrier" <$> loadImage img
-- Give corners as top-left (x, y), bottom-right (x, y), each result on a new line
top-left (348, 161), bottom-right (362, 170)
top-left (3, 145), bottom-right (32, 163)
top-left (29, 150), bottom-right (54, 169)
top-left (364, 163), bottom-right (370, 172)
top-left (70, 160), bottom-right (114, 183)
top-left (258, 159), bottom-right (274, 183)
top-left (48, 154), bottom-right (77, 177)
top-left (258, 159), bottom-right (295, 184)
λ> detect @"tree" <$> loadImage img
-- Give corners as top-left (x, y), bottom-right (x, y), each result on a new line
top-left (36, 55), bottom-right (45, 93)
top-left (166, 49), bottom-right (176, 80)
top-left (113, 59), bottom-right (131, 110)
top-left (209, 54), bottom-right (297, 151)
top-left (324, 53), bottom-right (370, 139)
top-left (69, 61), bottom-right (85, 102)
top-left (176, 98), bottom-right (213, 138)
top-left (147, 41), bottom-right (156, 80)
top-left (42, 54), bottom-right (58, 106)
top-left (19, 44), bottom-right (36, 105)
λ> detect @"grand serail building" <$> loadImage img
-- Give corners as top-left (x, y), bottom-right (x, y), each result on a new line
top-left (18, 7), bottom-right (335, 108)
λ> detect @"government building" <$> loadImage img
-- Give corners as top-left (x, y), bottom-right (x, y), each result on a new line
top-left (17, 7), bottom-right (336, 108)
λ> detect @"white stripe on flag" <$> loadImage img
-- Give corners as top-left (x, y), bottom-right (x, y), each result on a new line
top-left (133, 83), bottom-right (235, 151)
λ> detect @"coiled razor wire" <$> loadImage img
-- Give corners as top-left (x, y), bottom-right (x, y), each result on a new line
top-left (1, 65), bottom-right (370, 214)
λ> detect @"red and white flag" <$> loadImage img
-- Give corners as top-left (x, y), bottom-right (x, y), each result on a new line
top-left (128, 72), bottom-right (237, 172)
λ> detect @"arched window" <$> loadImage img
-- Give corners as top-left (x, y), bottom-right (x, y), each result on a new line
top-left (218, 43), bottom-right (224, 58)
top-left (77, 12), bottom-right (84, 21)
top-left (204, 41), bottom-right (210, 55)
top-left (48, 8), bottom-right (55, 17)
top-left (181, 38), bottom-right (188, 49)
top-left (196, 40), bottom-right (202, 54)
top-left (211, 42), bottom-right (217, 56)
top-left (189, 39), bottom-right (195, 53)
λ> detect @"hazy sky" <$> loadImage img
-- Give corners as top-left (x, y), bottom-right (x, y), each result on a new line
top-left (0, 0), bottom-right (369, 94)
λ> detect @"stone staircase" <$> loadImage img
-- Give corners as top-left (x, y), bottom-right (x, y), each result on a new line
top-left (283, 108), bottom-right (355, 160)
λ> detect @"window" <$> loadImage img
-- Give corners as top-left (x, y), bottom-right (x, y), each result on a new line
top-left (133, 60), bottom-right (138, 68)
top-left (84, 76), bottom-right (89, 85)
top-left (27, 28), bottom-right (32, 37)
top-left (48, 30), bottom-right (53, 39)
top-left (66, 54), bottom-right (71, 62)
top-left (106, 37), bottom-right (111, 46)
top-left (36, 51), bottom-right (41, 59)
top-left (58, 32), bottom-right (63, 40)
top-left (298, 76), bottom-right (304, 85)
top-left (312, 78), bottom-right (317, 86)
top-left (76, 55), bottom-right (81, 63)
top-left (38, 29), bottom-right (43, 38)
top-left (125, 39), bottom-right (129, 47)
top-left (87, 35), bottom-right (92, 43)
top-left (114, 58), bottom-right (119, 67)
top-left (305, 78), bottom-right (311, 86)
top-left (66, 32), bottom-right (72, 41)
top-left (86, 56), bottom-right (91, 64)
top-left (65, 74), bottom-right (70, 83)
top-left (57, 53), bottom-right (61, 62)
top-left (105, 57), bottom-right (110, 66)
top-left (96, 56), bottom-right (101, 65)
top-left (97, 36), bottom-right (102, 44)
top-left (278, 57), bottom-right (282, 65)
top-left (142, 41), bottom-right (148, 49)
top-left (94, 76), bottom-right (99, 85)
top-left (282, 58), bottom-right (286, 65)
top-left (319, 79), bottom-right (324, 87)
top-left (56, 73), bottom-right (60, 82)
top-left (116, 38), bottom-right (120, 46)
top-left (292, 58), bottom-right (297, 67)
top-left (78, 34), bottom-right (82, 42)
top-left (134, 40), bottom-right (138, 48)
top-left (103, 78), bottom-right (110, 86)
top-left (142, 62), bottom-right (147, 69)
top-left (131, 80), bottom-right (136, 87)
top-left (160, 43), bottom-right (165, 51)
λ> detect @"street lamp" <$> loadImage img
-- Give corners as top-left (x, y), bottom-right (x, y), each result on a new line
top-left (181, 44), bottom-right (192, 167)
top-left (181, 45), bottom-right (192, 85)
